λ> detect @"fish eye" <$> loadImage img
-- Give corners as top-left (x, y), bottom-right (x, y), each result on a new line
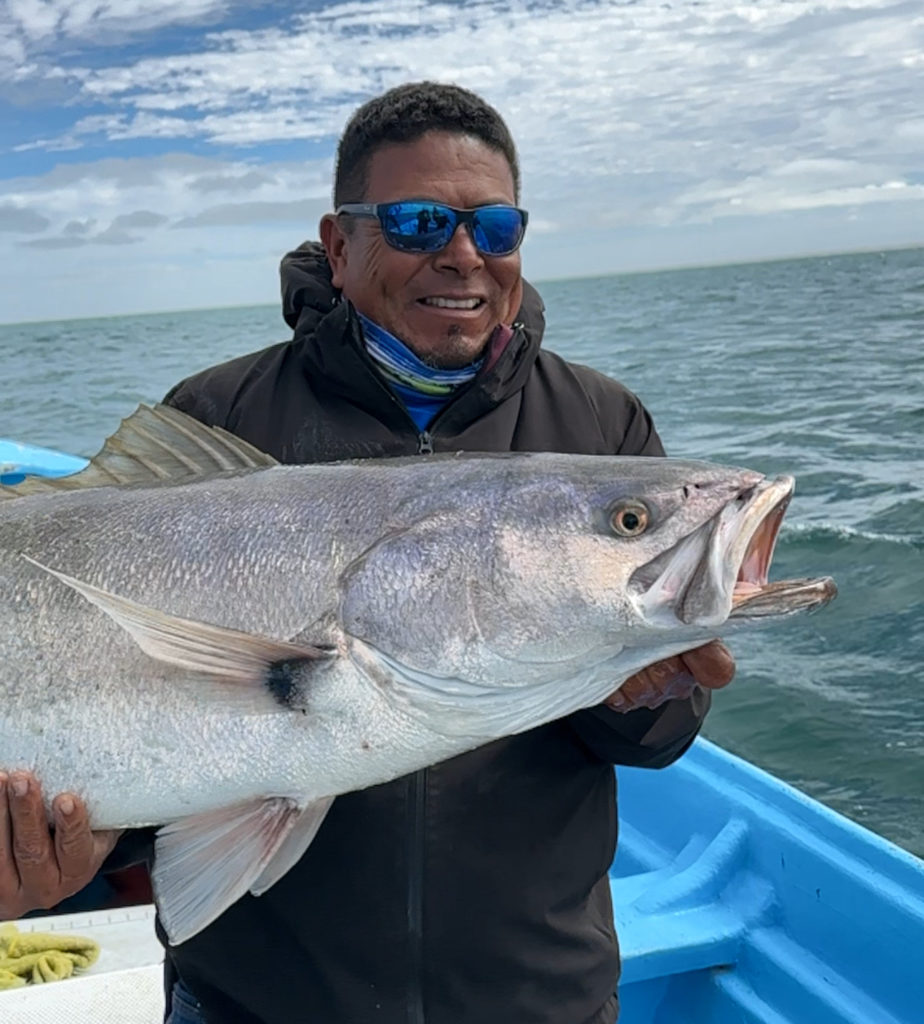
top-left (609, 500), bottom-right (650, 537)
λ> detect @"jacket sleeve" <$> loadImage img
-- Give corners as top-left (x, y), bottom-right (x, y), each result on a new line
top-left (614, 386), bottom-right (666, 458)
top-left (570, 689), bottom-right (710, 768)
top-left (161, 377), bottom-right (221, 426)
top-left (569, 380), bottom-right (711, 767)
top-left (102, 828), bottom-right (156, 873)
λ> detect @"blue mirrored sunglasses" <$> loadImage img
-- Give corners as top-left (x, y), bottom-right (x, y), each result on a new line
top-left (335, 200), bottom-right (528, 256)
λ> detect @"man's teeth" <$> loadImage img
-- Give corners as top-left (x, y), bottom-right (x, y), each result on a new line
top-left (422, 297), bottom-right (482, 309)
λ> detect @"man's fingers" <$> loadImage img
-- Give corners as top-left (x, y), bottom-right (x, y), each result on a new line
top-left (52, 796), bottom-right (121, 900)
top-left (607, 654), bottom-right (703, 712)
top-left (605, 641), bottom-right (736, 712)
top-left (52, 794), bottom-right (102, 887)
top-left (615, 672), bottom-right (696, 711)
top-left (680, 640), bottom-right (735, 690)
top-left (615, 658), bottom-right (685, 705)
top-left (0, 773), bottom-right (23, 901)
top-left (0, 778), bottom-right (116, 918)
top-left (621, 657), bottom-right (684, 694)
top-left (8, 773), bottom-right (60, 909)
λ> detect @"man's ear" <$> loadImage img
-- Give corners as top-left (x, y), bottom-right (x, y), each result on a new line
top-left (319, 213), bottom-right (348, 289)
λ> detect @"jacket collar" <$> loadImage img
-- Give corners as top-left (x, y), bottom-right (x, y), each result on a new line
top-left (278, 241), bottom-right (547, 432)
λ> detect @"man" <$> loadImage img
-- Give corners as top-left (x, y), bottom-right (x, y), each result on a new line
top-left (0, 82), bottom-right (733, 1023)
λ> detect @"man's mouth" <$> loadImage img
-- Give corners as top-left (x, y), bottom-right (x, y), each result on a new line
top-left (419, 297), bottom-right (484, 310)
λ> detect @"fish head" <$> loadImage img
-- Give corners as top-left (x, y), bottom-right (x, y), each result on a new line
top-left (473, 456), bottom-right (836, 673)
top-left (340, 453), bottom-right (836, 739)
top-left (340, 454), bottom-right (835, 693)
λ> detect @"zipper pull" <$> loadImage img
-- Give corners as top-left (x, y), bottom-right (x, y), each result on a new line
top-left (417, 431), bottom-right (434, 455)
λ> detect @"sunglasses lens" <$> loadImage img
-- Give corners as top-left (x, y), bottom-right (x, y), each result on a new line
top-left (377, 202), bottom-right (525, 255)
top-left (381, 202), bottom-right (454, 252)
top-left (471, 206), bottom-right (525, 255)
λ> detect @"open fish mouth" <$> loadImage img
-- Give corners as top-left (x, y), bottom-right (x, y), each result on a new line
top-left (633, 474), bottom-right (837, 628)
top-left (683, 474), bottom-right (837, 624)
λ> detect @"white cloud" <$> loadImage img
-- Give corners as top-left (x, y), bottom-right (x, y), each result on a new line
top-left (189, 169), bottom-right (274, 193)
top-left (0, 152), bottom-right (331, 230)
top-left (8, 0), bottom-right (916, 232)
top-left (173, 199), bottom-right (327, 228)
top-left (63, 217), bottom-right (95, 234)
top-left (18, 207), bottom-right (165, 245)
top-left (0, 203), bottom-right (50, 232)
top-left (1, 0), bottom-right (922, 320)
top-left (672, 177), bottom-right (924, 221)
top-left (111, 208), bottom-right (168, 228)
top-left (3, 0), bottom-right (229, 44)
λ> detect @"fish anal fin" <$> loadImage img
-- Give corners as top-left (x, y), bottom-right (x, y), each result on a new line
top-left (24, 556), bottom-right (333, 704)
top-left (154, 797), bottom-right (306, 945)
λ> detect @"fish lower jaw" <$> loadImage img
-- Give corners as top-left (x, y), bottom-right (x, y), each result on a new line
top-left (678, 475), bottom-right (795, 626)
top-left (729, 576), bottom-right (837, 619)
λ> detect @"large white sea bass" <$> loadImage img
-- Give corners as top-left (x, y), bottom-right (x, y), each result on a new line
top-left (0, 406), bottom-right (835, 943)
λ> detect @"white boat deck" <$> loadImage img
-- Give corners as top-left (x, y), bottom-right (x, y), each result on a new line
top-left (0, 905), bottom-right (164, 1023)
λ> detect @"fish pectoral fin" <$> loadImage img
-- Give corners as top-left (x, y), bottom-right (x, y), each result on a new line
top-left (153, 797), bottom-right (313, 945)
top-left (249, 796), bottom-right (335, 896)
top-left (24, 557), bottom-right (333, 697)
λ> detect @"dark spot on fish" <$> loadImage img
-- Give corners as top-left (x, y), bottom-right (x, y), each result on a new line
top-left (361, 740), bottom-right (371, 750)
top-left (736, 485), bottom-right (756, 506)
top-left (266, 659), bottom-right (304, 709)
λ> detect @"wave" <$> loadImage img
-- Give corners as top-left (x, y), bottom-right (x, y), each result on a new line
top-left (780, 521), bottom-right (923, 549)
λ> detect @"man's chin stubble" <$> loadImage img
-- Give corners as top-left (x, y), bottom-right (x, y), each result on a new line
top-left (418, 323), bottom-right (487, 370)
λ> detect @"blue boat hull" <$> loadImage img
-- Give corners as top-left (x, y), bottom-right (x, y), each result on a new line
top-left (0, 439), bottom-right (88, 485)
top-left (614, 738), bottom-right (924, 1022)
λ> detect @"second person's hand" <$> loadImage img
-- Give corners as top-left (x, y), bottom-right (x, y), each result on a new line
top-left (0, 772), bottom-right (121, 919)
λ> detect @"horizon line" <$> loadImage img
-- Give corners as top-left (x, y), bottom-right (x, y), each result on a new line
top-left (3, 240), bottom-right (922, 328)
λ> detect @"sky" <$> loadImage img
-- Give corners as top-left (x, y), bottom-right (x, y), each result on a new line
top-left (1, 0), bottom-right (922, 323)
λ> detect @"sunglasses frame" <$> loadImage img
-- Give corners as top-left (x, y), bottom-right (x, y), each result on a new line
top-left (335, 201), bottom-right (528, 256)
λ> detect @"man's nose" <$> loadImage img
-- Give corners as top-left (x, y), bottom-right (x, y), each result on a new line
top-left (434, 224), bottom-right (484, 274)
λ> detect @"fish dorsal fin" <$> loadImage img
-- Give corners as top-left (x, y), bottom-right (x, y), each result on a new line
top-left (0, 404), bottom-right (277, 500)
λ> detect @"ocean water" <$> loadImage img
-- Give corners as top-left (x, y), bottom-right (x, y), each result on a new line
top-left (1, 246), bottom-right (922, 856)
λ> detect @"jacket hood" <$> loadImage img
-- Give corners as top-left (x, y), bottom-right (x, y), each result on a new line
top-left (279, 240), bottom-right (547, 348)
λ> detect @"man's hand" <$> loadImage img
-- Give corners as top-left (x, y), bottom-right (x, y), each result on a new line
top-left (0, 772), bottom-right (121, 919)
top-left (604, 640), bottom-right (735, 713)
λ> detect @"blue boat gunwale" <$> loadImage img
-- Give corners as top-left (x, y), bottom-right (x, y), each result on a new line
top-left (0, 439), bottom-right (88, 485)
top-left (614, 737), bottom-right (924, 1021)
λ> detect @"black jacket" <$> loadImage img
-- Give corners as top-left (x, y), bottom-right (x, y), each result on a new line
top-left (155, 243), bottom-right (709, 1024)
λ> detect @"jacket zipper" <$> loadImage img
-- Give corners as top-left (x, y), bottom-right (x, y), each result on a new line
top-left (407, 767), bottom-right (427, 1024)
top-left (348, 314), bottom-right (528, 457)
top-left (403, 325), bottom-right (525, 1017)
top-left (412, 323), bottom-right (528, 457)
top-left (408, 420), bottom-right (432, 1022)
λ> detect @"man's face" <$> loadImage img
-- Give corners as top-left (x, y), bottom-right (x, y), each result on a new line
top-left (320, 131), bottom-right (523, 368)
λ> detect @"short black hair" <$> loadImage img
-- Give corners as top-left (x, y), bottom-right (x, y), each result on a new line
top-left (333, 81), bottom-right (520, 206)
